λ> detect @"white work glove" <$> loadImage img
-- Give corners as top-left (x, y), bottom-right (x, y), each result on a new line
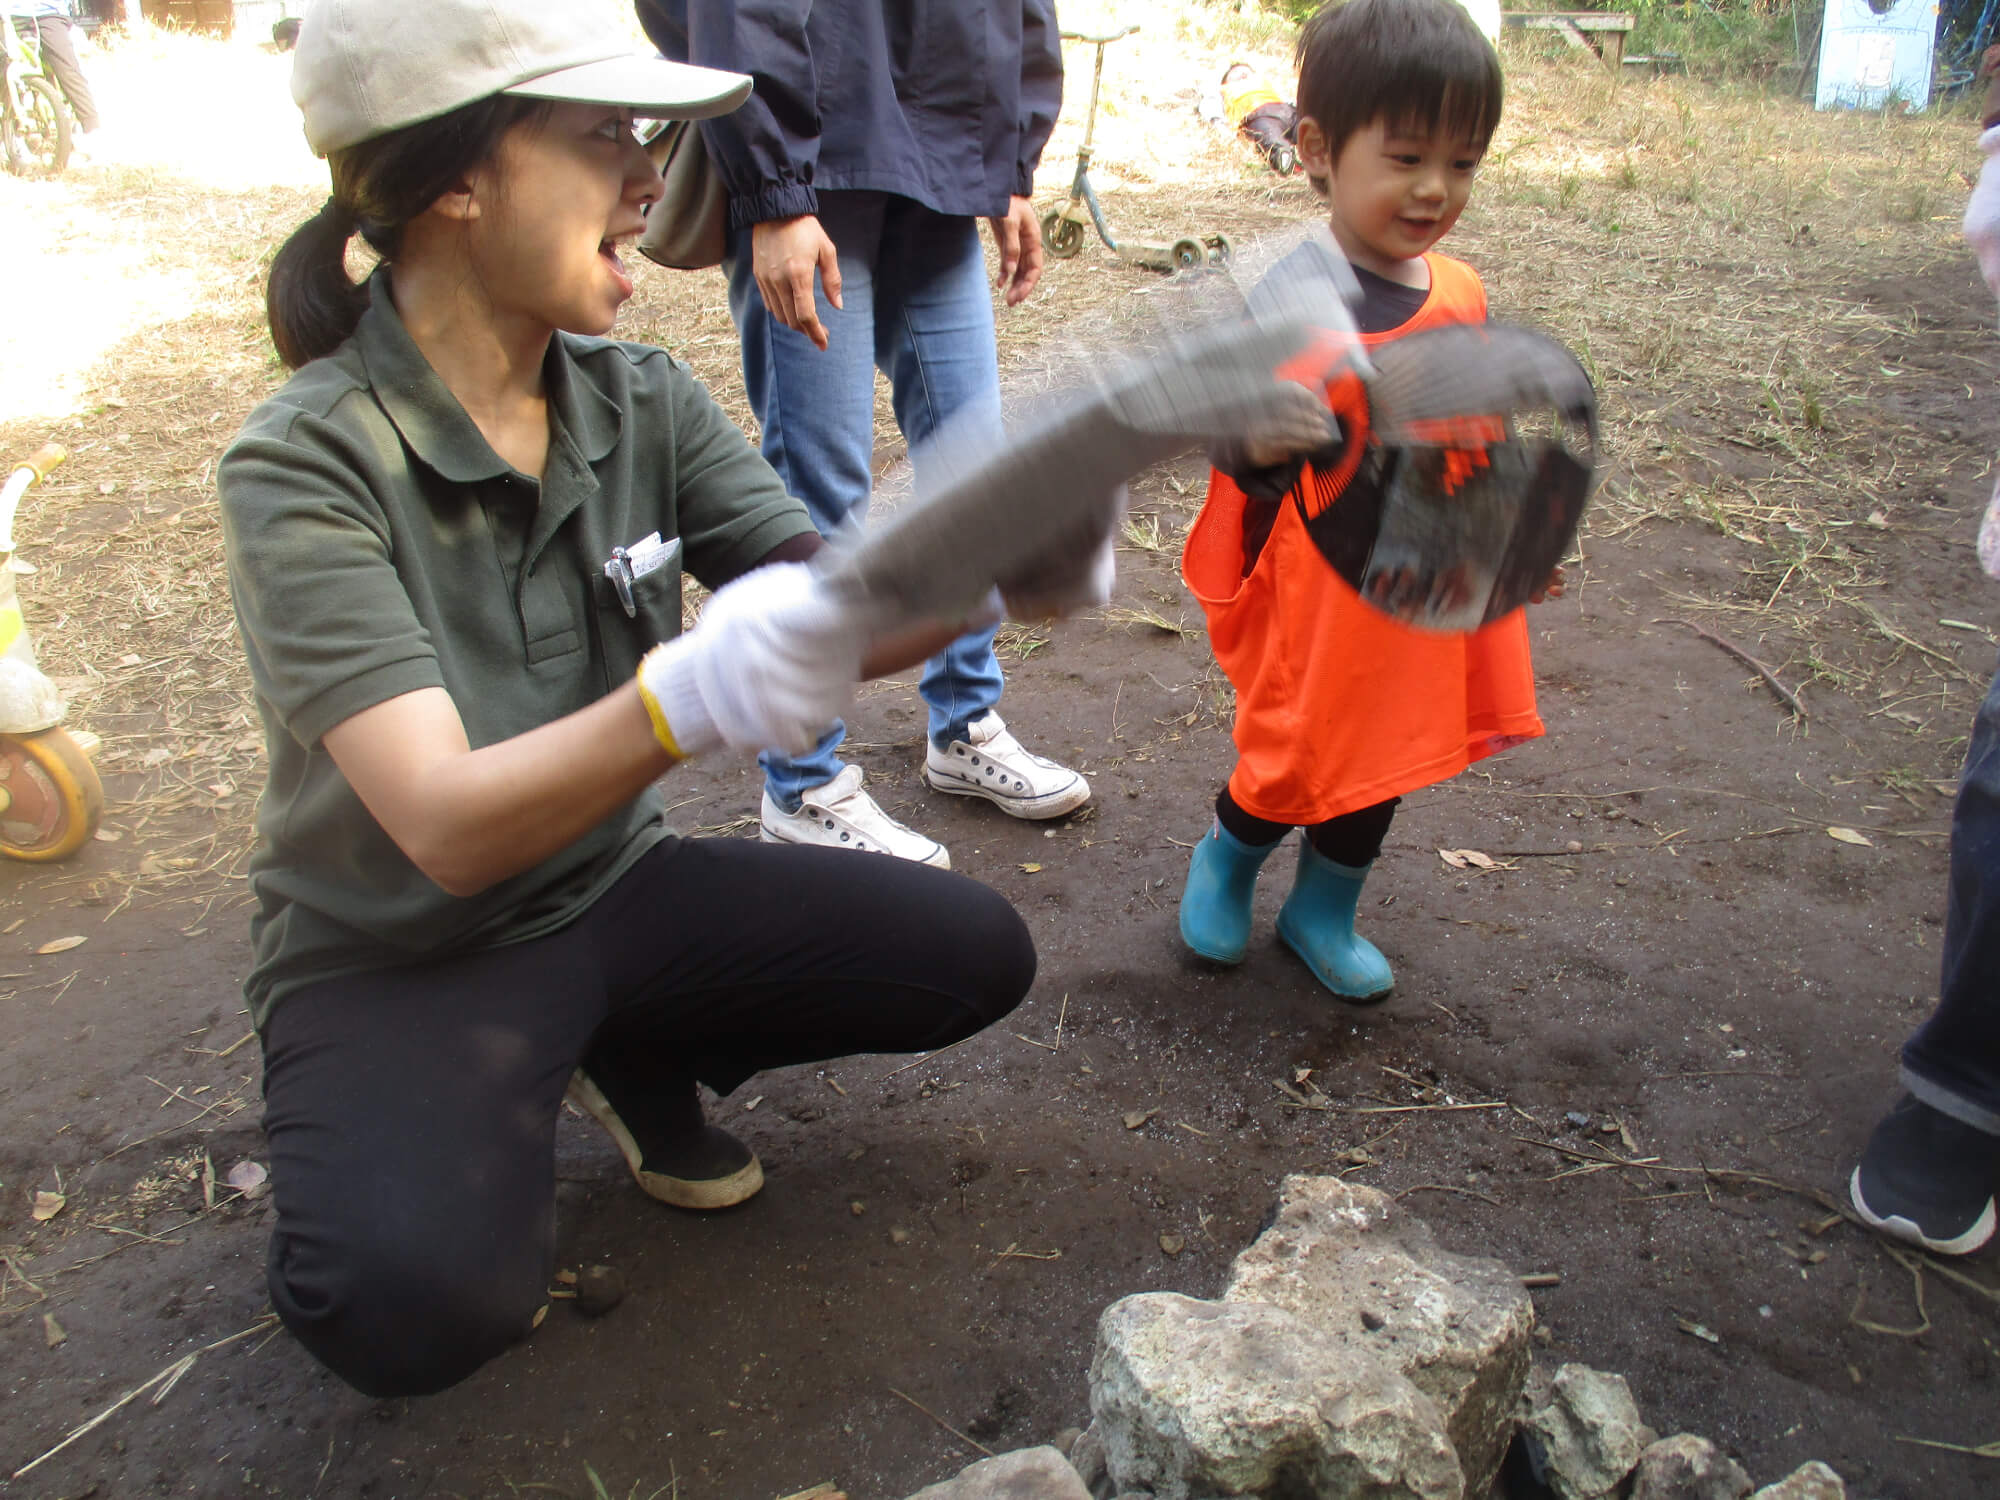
top-left (1966, 126), bottom-right (2000, 303)
top-left (635, 562), bottom-right (864, 758)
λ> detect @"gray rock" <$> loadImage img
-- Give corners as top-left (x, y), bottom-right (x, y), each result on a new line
top-left (1518, 1364), bottom-right (1655, 1500)
top-left (1222, 1175), bottom-right (1534, 1497)
top-left (1629, 1435), bottom-right (1752, 1500)
top-left (1747, 1462), bottom-right (1846, 1500)
top-left (1089, 1291), bottom-right (1462, 1500)
top-left (1067, 1422), bottom-right (1112, 1499)
top-left (903, 1445), bottom-right (1094, 1500)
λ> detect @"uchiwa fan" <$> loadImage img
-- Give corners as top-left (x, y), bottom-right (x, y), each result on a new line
top-left (814, 235), bottom-right (1597, 635)
top-left (1302, 322), bottom-right (1600, 633)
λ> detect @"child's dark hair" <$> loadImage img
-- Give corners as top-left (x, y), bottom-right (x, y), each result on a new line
top-left (1295, 0), bottom-right (1502, 182)
top-left (265, 96), bottom-right (548, 369)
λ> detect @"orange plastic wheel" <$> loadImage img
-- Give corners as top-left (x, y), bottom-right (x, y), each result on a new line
top-left (0, 729), bottom-right (103, 862)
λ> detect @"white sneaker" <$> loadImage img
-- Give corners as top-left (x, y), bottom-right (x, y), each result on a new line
top-left (760, 763), bottom-right (950, 868)
top-left (925, 712), bottom-right (1091, 820)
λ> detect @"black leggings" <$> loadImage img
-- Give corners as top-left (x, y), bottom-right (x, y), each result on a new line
top-left (259, 836), bottom-right (1034, 1398)
top-left (1216, 786), bottom-right (1399, 868)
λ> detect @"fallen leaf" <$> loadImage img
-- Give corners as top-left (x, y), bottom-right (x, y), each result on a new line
top-left (1827, 827), bottom-right (1874, 847)
top-left (225, 1160), bottom-right (270, 1200)
top-left (1019, 861), bottom-right (1043, 873)
top-left (32, 1190), bottom-right (65, 1222)
top-left (43, 1313), bottom-right (65, 1348)
top-left (118, 653), bottom-right (142, 667)
top-left (1158, 1233), bottom-right (1185, 1256)
top-left (1439, 848), bottom-right (1501, 870)
top-left (36, 936), bottom-right (86, 955)
top-left (1122, 1108), bottom-right (1158, 1131)
top-left (91, 828), bottom-right (122, 843)
top-left (1293, 1067), bottom-right (1313, 1085)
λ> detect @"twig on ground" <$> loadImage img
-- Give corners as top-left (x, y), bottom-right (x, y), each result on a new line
top-left (1851, 1247), bottom-right (1931, 1339)
top-left (1658, 618), bottom-right (1807, 719)
top-left (1894, 1435), bottom-right (2000, 1459)
top-left (881, 1036), bottom-right (973, 1079)
top-left (12, 1314), bottom-right (279, 1479)
top-left (886, 1386), bottom-right (995, 1459)
top-left (1394, 1183), bottom-right (1502, 1207)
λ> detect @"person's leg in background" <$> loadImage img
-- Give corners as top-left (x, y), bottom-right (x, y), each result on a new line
top-left (871, 197), bottom-right (1090, 823)
top-left (727, 193), bottom-right (949, 867)
top-left (1851, 664), bottom-right (2000, 1255)
top-left (32, 16), bottom-right (100, 134)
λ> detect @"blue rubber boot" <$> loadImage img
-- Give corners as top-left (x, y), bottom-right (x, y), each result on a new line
top-left (1276, 844), bottom-right (1394, 1001)
top-left (1178, 822), bottom-right (1282, 964)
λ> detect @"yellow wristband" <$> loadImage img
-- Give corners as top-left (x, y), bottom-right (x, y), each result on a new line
top-left (634, 650), bottom-right (688, 762)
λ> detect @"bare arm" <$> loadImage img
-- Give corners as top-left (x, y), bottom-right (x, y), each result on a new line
top-left (323, 611), bottom-right (969, 898)
top-left (323, 683), bottom-right (671, 899)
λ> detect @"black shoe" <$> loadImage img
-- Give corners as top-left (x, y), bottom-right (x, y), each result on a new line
top-left (1849, 1094), bottom-right (1999, 1256)
top-left (566, 1069), bottom-right (763, 1211)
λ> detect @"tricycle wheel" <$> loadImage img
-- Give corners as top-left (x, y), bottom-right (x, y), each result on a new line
top-left (1206, 233), bottom-right (1234, 266)
top-left (2, 76), bottom-right (71, 177)
top-left (1042, 211), bottom-right (1085, 260)
top-left (1170, 237), bottom-right (1206, 271)
top-left (0, 728), bottom-right (103, 862)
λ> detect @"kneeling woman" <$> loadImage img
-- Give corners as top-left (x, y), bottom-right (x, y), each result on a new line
top-left (221, 0), bottom-right (1035, 1398)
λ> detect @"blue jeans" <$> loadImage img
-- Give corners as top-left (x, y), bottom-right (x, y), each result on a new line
top-left (1902, 657), bottom-right (2000, 1136)
top-left (728, 192), bottom-right (1007, 811)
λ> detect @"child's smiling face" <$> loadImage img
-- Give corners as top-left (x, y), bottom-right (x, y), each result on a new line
top-left (1305, 115), bottom-right (1486, 283)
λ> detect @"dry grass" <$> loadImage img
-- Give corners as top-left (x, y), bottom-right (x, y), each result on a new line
top-left (0, 13), bottom-right (1984, 901)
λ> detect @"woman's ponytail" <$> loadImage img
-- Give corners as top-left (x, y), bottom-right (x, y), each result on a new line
top-left (266, 198), bottom-right (369, 370)
top-left (260, 93), bottom-right (549, 370)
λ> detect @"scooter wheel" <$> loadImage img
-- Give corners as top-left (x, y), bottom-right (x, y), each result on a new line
top-left (1042, 211), bottom-right (1084, 260)
top-left (0, 728), bottom-right (103, 862)
top-left (1170, 237), bottom-right (1206, 271)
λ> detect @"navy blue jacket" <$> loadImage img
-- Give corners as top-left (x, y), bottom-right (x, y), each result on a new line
top-left (636, 0), bottom-right (1063, 231)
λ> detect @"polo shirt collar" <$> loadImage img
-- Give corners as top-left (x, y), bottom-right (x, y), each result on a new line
top-left (355, 272), bottom-right (624, 482)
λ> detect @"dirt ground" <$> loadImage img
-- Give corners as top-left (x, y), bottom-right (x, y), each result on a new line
top-left (5, 17), bottom-right (2000, 1500)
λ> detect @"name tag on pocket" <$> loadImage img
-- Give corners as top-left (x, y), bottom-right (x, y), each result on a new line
top-left (604, 533), bottom-right (682, 617)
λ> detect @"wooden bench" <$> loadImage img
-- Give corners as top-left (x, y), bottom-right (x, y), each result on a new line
top-left (1502, 11), bottom-right (1637, 69)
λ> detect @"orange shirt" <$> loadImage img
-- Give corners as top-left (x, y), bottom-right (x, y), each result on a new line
top-left (1181, 253), bottom-right (1545, 825)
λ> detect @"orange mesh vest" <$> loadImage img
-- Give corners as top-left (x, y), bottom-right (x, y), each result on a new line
top-left (1181, 253), bottom-right (1545, 825)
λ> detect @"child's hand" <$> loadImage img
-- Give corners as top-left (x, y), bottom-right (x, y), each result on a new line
top-left (1241, 381), bottom-right (1340, 467)
top-left (1528, 565), bottom-right (1566, 605)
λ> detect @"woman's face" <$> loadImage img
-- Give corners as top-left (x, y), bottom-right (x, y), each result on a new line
top-left (466, 102), bottom-right (664, 338)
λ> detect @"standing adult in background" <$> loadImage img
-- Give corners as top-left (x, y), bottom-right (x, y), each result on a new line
top-left (636, 0), bottom-right (1088, 870)
top-left (7, 1), bottom-right (99, 138)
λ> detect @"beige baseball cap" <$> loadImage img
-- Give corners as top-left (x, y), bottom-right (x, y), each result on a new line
top-left (291, 0), bottom-right (753, 157)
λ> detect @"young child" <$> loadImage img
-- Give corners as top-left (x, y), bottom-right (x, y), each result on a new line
top-left (1220, 61), bottom-right (1300, 175)
top-left (1179, 0), bottom-right (1553, 1001)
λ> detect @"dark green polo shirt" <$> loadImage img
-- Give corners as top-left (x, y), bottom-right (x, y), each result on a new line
top-left (219, 275), bottom-right (814, 1027)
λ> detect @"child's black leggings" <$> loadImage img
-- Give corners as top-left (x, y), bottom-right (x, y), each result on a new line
top-left (1216, 786), bottom-right (1399, 868)
top-left (258, 836), bottom-right (1034, 1399)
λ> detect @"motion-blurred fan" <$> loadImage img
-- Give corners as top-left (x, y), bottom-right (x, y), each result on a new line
top-left (1305, 322), bottom-right (1599, 632)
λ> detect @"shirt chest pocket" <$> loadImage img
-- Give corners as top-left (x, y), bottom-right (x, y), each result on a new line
top-left (594, 552), bottom-right (686, 687)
